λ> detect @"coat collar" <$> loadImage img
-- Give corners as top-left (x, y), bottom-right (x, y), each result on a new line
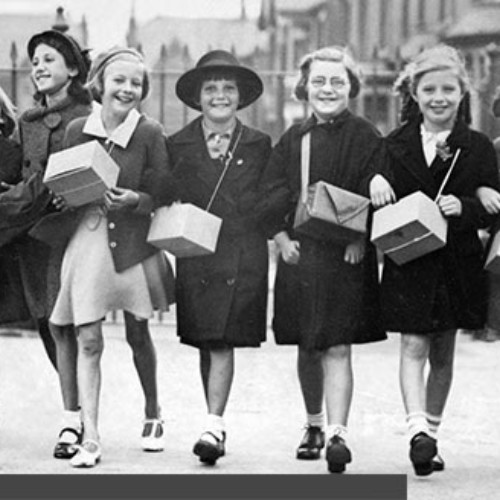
top-left (170, 116), bottom-right (260, 147)
top-left (298, 109), bottom-right (352, 135)
top-left (386, 117), bottom-right (472, 196)
top-left (83, 103), bottom-right (141, 148)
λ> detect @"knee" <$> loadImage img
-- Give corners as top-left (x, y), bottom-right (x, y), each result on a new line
top-left (324, 344), bottom-right (351, 362)
top-left (79, 335), bottom-right (104, 358)
top-left (401, 336), bottom-right (428, 361)
top-left (125, 319), bottom-right (151, 351)
top-left (298, 347), bottom-right (323, 365)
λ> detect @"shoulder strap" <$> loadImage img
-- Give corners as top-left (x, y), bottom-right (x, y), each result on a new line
top-left (300, 132), bottom-right (311, 203)
top-left (434, 148), bottom-right (461, 201)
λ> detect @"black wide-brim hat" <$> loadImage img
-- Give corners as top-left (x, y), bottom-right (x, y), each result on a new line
top-left (27, 30), bottom-right (90, 83)
top-left (176, 50), bottom-right (263, 111)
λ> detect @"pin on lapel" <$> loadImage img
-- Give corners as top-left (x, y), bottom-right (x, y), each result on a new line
top-left (236, 158), bottom-right (244, 166)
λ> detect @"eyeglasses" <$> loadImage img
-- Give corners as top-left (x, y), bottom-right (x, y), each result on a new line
top-left (309, 77), bottom-right (348, 90)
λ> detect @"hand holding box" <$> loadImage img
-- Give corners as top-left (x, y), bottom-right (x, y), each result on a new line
top-left (43, 140), bottom-right (120, 207)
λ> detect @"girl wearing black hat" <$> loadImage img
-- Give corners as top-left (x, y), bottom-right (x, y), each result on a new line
top-left (0, 30), bottom-right (93, 458)
top-left (167, 50), bottom-right (271, 465)
top-left (259, 46), bottom-right (386, 473)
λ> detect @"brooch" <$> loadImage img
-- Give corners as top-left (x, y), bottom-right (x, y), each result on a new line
top-left (435, 140), bottom-right (453, 162)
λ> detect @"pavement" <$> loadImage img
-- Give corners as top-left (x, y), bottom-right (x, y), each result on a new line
top-left (0, 318), bottom-right (500, 500)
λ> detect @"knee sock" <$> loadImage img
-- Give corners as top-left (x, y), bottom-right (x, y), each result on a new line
top-left (307, 411), bottom-right (325, 429)
top-left (406, 411), bottom-right (429, 439)
top-left (426, 413), bottom-right (442, 440)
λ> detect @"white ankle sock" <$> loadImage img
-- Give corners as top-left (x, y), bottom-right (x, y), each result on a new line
top-left (426, 413), bottom-right (442, 440)
top-left (203, 414), bottom-right (225, 442)
top-left (326, 424), bottom-right (348, 441)
top-left (407, 411), bottom-right (429, 438)
top-left (307, 411), bottom-right (325, 429)
top-left (62, 410), bottom-right (82, 431)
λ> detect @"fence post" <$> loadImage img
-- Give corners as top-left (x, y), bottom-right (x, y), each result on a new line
top-left (158, 44), bottom-right (167, 128)
top-left (10, 42), bottom-right (18, 105)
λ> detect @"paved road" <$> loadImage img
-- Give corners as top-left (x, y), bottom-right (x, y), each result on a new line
top-left (0, 322), bottom-right (499, 499)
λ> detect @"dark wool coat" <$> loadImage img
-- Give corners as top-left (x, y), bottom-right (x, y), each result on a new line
top-left (166, 117), bottom-right (272, 348)
top-left (31, 114), bottom-right (175, 273)
top-left (0, 137), bottom-right (30, 324)
top-left (259, 111), bottom-right (386, 350)
top-left (16, 97), bottom-right (91, 319)
top-left (379, 118), bottom-right (500, 333)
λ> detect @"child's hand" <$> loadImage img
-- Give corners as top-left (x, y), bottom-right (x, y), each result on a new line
top-left (476, 186), bottom-right (500, 214)
top-left (274, 231), bottom-right (300, 265)
top-left (437, 194), bottom-right (462, 217)
top-left (104, 187), bottom-right (139, 211)
top-left (0, 181), bottom-right (14, 191)
top-left (370, 174), bottom-right (396, 208)
top-left (344, 239), bottom-right (365, 265)
top-left (51, 193), bottom-right (68, 211)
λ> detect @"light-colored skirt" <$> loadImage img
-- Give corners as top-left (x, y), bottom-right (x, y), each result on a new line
top-left (51, 206), bottom-right (171, 327)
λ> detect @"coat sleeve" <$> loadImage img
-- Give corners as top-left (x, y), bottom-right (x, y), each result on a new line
top-left (257, 129), bottom-right (296, 239)
top-left (134, 121), bottom-right (176, 214)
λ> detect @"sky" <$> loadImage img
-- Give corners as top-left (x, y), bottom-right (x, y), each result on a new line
top-left (0, 0), bottom-right (263, 49)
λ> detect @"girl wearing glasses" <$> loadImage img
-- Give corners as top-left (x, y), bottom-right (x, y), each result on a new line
top-left (259, 46), bottom-right (385, 473)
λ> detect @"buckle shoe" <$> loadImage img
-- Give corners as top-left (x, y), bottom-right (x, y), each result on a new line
top-left (142, 419), bottom-right (165, 452)
top-left (296, 425), bottom-right (325, 460)
top-left (53, 427), bottom-right (82, 459)
top-left (409, 432), bottom-right (437, 476)
top-left (326, 435), bottom-right (352, 473)
top-left (193, 431), bottom-right (226, 465)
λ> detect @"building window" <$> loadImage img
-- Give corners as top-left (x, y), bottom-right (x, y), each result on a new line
top-left (439, 0), bottom-right (447, 22)
top-left (379, 0), bottom-right (388, 48)
top-left (418, 0), bottom-right (426, 28)
top-left (402, 0), bottom-right (410, 39)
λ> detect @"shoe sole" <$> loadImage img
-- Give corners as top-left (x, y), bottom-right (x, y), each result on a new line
top-left (296, 450), bottom-right (322, 460)
top-left (326, 444), bottom-right (352, 473)
top-left (70, 456), bottom-right (101, 468)
top-left (193, 441), bottom-right (224, 465)
top-left (410, 439), bottom-right (437, 476)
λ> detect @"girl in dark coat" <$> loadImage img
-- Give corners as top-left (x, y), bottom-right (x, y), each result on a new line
top-left (166, 50), bottom-right (271, 465)
top-left (370, 45), bottom-right (499, 476)
top-left (259, 46), bottom-right (386, 474)
top-left (0, 85), bottom-right (29, 326)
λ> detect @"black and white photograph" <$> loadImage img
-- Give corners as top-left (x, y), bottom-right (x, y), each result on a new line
top-left (1, 1), bottom-right (500, 499)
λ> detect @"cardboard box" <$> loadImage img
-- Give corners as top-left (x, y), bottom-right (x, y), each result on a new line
top-left (43, 141), bottom-right (120, 207)
top-left (293, 181), bottom-right (370, 243)
top-left (485, 230), bottom-right (500, 273)
top-left (147, 203), bottom-right (222, 258)
top-left (371, 191), bottom-right (448, 265)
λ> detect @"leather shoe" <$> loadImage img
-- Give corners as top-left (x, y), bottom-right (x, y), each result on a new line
top-left (326, 435), bottom-right (352, 473)
top-left (296, 425), bottom-right (325, 460)
top-left (53, 427), bottom-right (82, 459)
top-left (432, 452), bottom-right (445, 472)
top-left (70, 439), bottom-right (101, 468)
top-left (193, 431), bottom-right (226, 465)
top-left (409, 432), bottom-right (437, 476)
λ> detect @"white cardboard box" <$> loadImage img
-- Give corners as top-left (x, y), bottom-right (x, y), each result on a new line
top-left (485, 230), bottom-right (500, 273)
top-left (43, 141), bottom-right (120, 207)
top-left (371, 191), bottom-right (448, 265)
top-left (147, 203), bottom-right (222, 258)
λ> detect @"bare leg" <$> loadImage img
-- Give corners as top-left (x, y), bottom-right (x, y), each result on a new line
top-left (124, 312), bottom-right (159, 419)
top-left (297, 347), bottom-right (324, 415)
top-left (426, 330), bottom-right (456, 418)
top-left (206, 347), bottom-right (234, 416)
top-left (322, 344), bottom-right (352, 427)
top-left (50, 322), bottom-right (78, 411)
top-left (399, 334), bottom-right (430, 416)
top-left (199, 348), bottom-right (211, 404)
top-left (77, 321), bottom-right (104, 443)
top-left (39, 317), bottom-right (58, 370)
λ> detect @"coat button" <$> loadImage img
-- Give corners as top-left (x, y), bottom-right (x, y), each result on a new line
top-left (110, 241), bottom-right (117, 248)
top-left (226, 278), bottom-right (235, 286)
top-left (109, 222), bottom-right (115, 229)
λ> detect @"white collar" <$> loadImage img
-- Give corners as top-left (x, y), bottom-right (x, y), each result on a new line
top-left (420, 123), bottom-right (451, 144)
top-left (83, 103), bottom-right (141, 148)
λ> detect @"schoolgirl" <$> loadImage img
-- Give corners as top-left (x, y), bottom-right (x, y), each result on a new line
top-left (48, 47), bottom-right (175, 467)
top-left (370, 45), bottom-right (499, 475)
top-left (259, 46), bottom-right (386, 473)
top-left (166, 50), bottom-right (272, 465)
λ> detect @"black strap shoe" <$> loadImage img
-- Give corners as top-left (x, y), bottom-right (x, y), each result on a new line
top-left (326, 435), bottom-right (352, 473)
top-left (296, 425), bottom-right (325, 460)
top-left (432, 452), bottom-right (445, 471)
top-left (409, 432), bottom-right (437, 476)
top-left (53, 427), bottom-right (83, 459)
top-left (193, 431), bottom-right (226, 465)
